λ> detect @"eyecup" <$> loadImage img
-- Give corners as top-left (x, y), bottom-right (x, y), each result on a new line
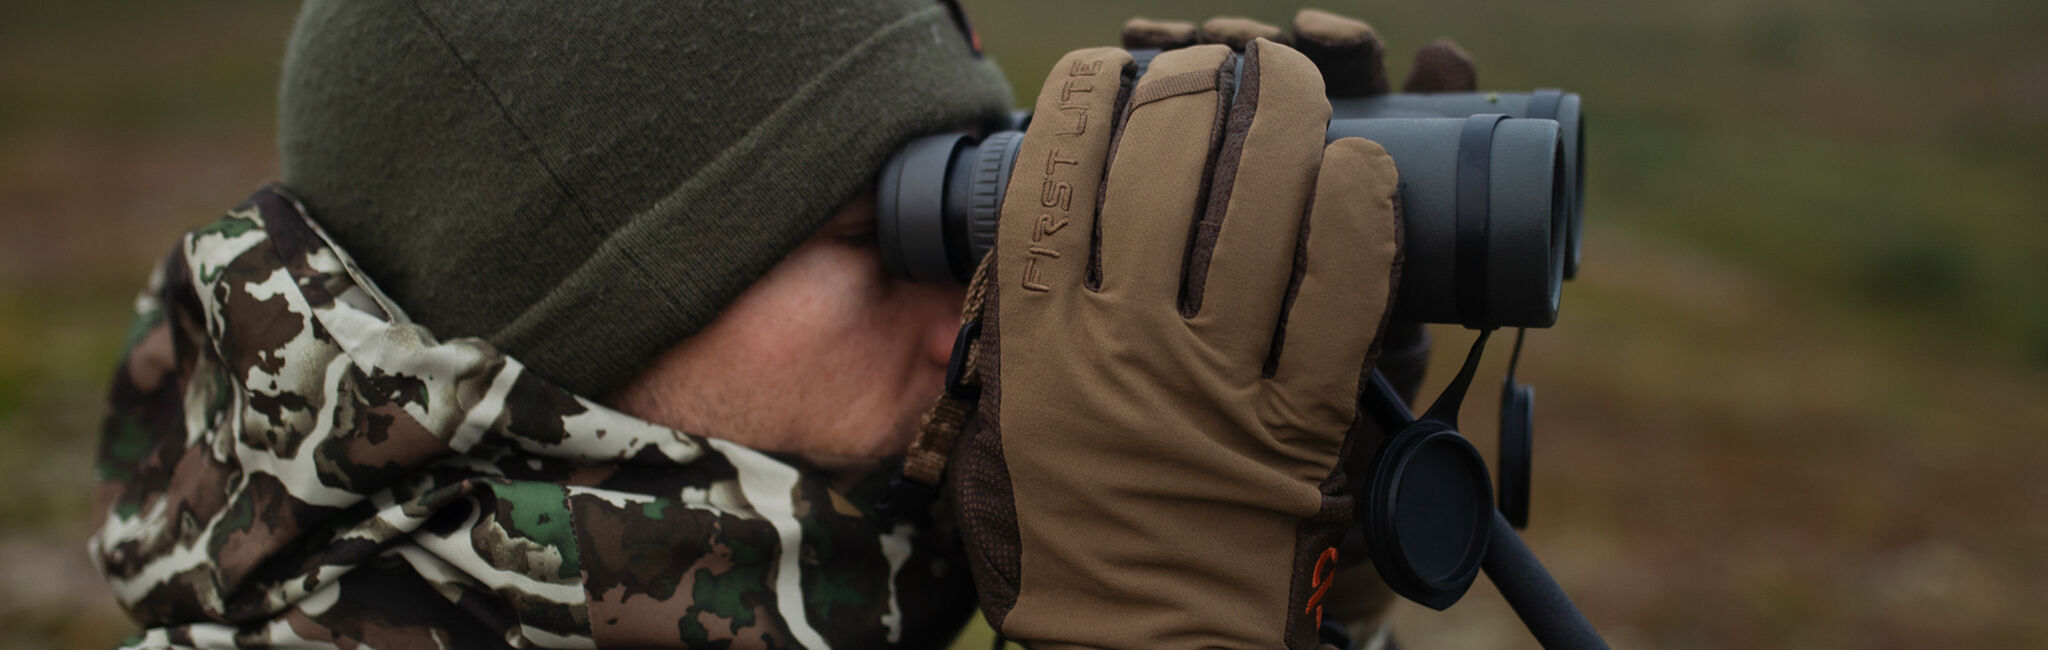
top-left (877, 133), bottom-right (969, 283)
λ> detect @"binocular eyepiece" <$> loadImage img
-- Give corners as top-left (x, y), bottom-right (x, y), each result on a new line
top-left (877, 91), bottom-right (1586, 329)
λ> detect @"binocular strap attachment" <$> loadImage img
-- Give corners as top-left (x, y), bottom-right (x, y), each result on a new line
top-left (881, 256), bottom-right (994, 520)
top-left (1358, 332), bottom-right (1608, 648)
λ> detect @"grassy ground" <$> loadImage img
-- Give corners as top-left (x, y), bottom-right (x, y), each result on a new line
top-left (3, 1), bottom-right (2043, 648)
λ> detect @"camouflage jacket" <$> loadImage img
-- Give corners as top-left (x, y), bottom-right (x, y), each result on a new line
top-left (88, 186), bottom-right (977, 648)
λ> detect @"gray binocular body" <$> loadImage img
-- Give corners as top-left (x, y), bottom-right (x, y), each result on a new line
top-left (877, 90), bottom-right (1586, 329)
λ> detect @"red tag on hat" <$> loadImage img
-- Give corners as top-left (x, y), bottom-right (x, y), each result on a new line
top-left (939, 0), bottom-right (983, 57)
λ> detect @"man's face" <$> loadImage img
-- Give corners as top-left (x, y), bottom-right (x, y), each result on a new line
top-left (608, 195), bottom-right (965, 459)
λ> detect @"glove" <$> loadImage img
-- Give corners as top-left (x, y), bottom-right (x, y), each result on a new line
top-left (1123, 9), bottom-right (1476, 405)
top-left (1122, 10), bottom-right (1476, 96)
top-left (946, 37), bottom-right (1403, 648)
top-left (1122, 10), bottom-right (1483, 642)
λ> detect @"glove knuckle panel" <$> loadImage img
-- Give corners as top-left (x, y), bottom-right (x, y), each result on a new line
top-left (1186, 40), bottom-right (1333, 372)
top-left (1092, 45), bottom-right (1233, 302)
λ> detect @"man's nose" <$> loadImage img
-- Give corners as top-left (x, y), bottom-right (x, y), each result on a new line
top-left (916, 282), bottom-right (969, 369)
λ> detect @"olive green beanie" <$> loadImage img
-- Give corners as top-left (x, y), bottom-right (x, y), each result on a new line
top-left (277, 0), bottom-right (1012, 397)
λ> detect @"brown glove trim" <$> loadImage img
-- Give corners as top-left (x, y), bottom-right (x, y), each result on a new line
top-left (1183, 41), bottom-right (1261, 319)
top-left (1402, 39), bottom-right (1478, 93)
top-left (901, 253), bottom-right (993, 486)
top-left (1085, 60), bottom-right (1145, 291)
top-left (1290, 9), bottom-right (1389, 96)
top-left (1291, 9), bottom-right (1373, 48)
top-left (1263, 172), bottom-right (1309, 379)
top-left (1285, 185), bottom-right (1407, 649)
top-left (1121, 17), bottom-right (1198, 49)
top-left (1200, 16), bottom-right (1286, 49)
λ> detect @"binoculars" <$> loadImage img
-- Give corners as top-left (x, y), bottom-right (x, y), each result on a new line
top-left (876, 60), bottom-right (1609, 647)
top-left (877, 89), bottom-right (1586, 330)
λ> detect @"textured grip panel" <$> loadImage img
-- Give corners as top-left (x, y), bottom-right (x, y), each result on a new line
top-left (965, 131), bottom-right (1023, 272)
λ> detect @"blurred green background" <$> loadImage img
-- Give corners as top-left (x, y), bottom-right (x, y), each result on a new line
top-left (3, 0), bottom-right (2044, 648)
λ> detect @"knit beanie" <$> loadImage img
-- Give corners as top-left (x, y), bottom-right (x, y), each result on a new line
top-left (277, 0), bottom-right (1013, 397)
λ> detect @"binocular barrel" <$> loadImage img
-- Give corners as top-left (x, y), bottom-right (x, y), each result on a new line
top-left (1131, 50), bottom-right (1584, 279)
top-left (878, 116), bottom-right (1568, 328)
top-left (1332, 91), bottom-right (1586, 279)
top-left (1329, 116), bottom-right (1566, 328)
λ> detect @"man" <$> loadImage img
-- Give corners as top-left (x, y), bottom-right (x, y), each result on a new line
top-left (88, 1), bottom-right (1460, 647)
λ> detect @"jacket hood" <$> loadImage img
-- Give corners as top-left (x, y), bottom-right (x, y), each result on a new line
top-left (89, 185), bottom-right (974, 647)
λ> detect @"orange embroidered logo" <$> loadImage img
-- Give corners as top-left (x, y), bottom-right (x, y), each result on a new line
top-left (1305, 547), bottom-right (1339, 627)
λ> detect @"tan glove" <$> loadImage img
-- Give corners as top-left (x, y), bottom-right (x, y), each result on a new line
top-left (1124, 11), bottom-right (1484, 642)
top-left (1121, 9), bottom-right (1476, 406)
top-left (946, 37), bottom-right (1403, 648)
top-left (1122, 10), bottom-right (1477, 96)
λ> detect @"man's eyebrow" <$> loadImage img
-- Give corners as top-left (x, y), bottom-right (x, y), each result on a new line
top-left (814, 205), bottom-right (878, 242)
top-left (823, 197), bottom-right (878, 229)
top-left (824, 212), bottom-right (873, 230)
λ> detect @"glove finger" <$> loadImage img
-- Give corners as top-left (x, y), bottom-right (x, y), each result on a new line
top-left (1200, 16), bottom-right (1285, 50)
top-left (1290, 8), bottom-right (1390, 97)
top-left (1121, 17), bottom-right (1198, 50)
top-left (1184, 39), bottom-right (1332, 366)
top-left (998, 48), bottom-right (1136, 299)
top-left (1269, 138), bottom-right (1400, 430)
top-left (1401, 38), bottom-right (1479, 93)
top-left (1094, 44), bottom-right (1236, 303)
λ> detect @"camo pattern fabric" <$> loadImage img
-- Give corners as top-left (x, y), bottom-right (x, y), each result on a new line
top-left (88, 186), bottom-right (976, 648)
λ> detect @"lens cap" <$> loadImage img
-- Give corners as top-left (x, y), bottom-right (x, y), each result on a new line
top-left (1364, 422), bottom-right (1495, 611)
top-left (1498, 381), bottom-right (1534, 529)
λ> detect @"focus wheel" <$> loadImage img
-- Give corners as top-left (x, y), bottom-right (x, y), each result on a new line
top-left (964, 130), bottom-right (1024, 273)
